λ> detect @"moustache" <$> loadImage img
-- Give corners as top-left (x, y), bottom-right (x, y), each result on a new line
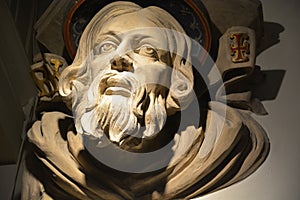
top-left (98, 71), bottom-right (139, 96)
top-left (85, 70), bottom-right (146, 116)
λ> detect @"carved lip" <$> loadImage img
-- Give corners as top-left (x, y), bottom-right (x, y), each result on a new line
top-left (101, 74), bottom-right (133, 97)
top-left (104, 87), bottom-right (131, 97)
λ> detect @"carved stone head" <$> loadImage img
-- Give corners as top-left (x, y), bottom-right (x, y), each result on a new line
top-left (59, 2), bottom-right (195, 146)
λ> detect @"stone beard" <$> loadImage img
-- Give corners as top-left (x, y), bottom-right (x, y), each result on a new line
top-left (72, 67), bottom-right (168, 145)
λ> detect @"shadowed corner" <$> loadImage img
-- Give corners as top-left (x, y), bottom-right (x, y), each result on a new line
top-left (252, 69), bottom-right (286, 102)
top-left (257, 21), bottom-right (285, 56)
top-left (254, 21), bottom-right (286, 102)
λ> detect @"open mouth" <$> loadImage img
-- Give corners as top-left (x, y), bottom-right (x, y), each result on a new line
top-left (104, 86), bottom-right (131, 97)
top-left (99, 73), bottom-right (133, 97)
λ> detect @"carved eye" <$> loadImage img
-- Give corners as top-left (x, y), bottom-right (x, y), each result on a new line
top-left (95, 41), bottom-right (117, 55)
top-left (135, 45), bottom-right (158, 59)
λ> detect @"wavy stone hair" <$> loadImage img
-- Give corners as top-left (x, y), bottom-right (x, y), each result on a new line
top-left (59, 1), bottom-right (194, 114)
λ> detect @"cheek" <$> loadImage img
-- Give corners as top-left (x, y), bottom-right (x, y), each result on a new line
top-left (134, 63), bottom-right (172, 87)
top-left (89, 54), bottom-right (112, 75)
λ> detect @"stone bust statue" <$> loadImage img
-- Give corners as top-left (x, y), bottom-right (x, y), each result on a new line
top-left (59, 1), bottom-right (195, 150)
top-left (21, 1), bottom-right (269, 200)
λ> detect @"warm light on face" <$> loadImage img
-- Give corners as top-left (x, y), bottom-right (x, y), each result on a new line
top-left (89, 13), bottom-right (172, 89)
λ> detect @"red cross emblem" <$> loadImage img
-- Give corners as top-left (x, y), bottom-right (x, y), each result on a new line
top-left (230, 33), bottom-right (250, 63)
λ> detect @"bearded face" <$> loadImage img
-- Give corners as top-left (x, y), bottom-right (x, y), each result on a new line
top-left (71, 13), bottom-right (175, 146)
top-left (61, 7), bottom-right (196, 149)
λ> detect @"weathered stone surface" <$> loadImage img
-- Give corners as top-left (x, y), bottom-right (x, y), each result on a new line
top-left (202, 0), bottom-right (264, 45)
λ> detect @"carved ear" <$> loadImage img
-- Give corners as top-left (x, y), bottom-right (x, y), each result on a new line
top-left (166, 55), bottom-right (194, 115)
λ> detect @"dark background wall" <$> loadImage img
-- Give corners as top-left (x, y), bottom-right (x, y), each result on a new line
top-left (0, 0), bottom-right (38, 164)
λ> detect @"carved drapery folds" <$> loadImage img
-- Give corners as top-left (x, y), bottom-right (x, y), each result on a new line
top-left (23, 102), bottom-right (268, 199)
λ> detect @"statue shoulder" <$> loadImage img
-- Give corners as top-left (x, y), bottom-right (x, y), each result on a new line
top-left (27, 111), bottom-right (74, 151)
top-left (40, 111), bottom-right (73, 126)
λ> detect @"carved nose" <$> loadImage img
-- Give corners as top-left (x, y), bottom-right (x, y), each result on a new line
top-left (110, 56), bottom-right (134, 72)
